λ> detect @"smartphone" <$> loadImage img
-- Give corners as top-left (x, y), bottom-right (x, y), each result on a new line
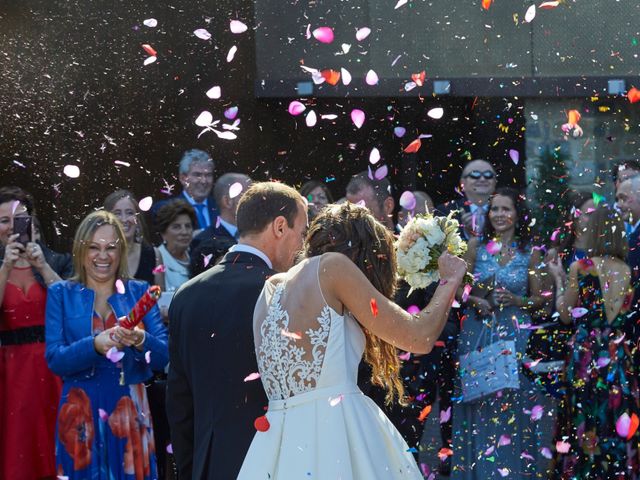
top-left (13, 216), bottom-right (32, 246)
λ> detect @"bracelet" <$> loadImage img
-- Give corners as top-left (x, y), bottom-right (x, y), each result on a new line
top-left (134, 331), bottom-right (146, 347)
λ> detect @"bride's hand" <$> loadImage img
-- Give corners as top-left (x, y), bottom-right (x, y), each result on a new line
top-left (438, 252), bottom-right (467, 282)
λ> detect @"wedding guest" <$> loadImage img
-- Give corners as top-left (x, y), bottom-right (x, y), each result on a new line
top-left (611, 159), bottom-right (640, 190)
top-left (167, 182), bottom-right (308, 480)
top-left (104, 190), bottom-right (163, 285)
top-left (299, 180), bottom-right (334, 220)
top-left (548, 206), bottom-right (639, 477)
top-left (615, 175), bottom-right (640, 281)
top-left (453, 187), bottom-right (551, 479)
top-left (152, 149), bottom-right (218, 232)
top-left (155, 200), bottom-right (196, 292)
top-left (238, 202), bottom-right (466, 479)
top-left (436, 159), bottom-right (497, 238)
top-left (45, 210), bottom-right (168, 479)
top-left (0, 186), bottom-right (67, 480)
top-left (397, 190), bottom-right (434, 230)
top-left (345, 171), bottom-right (395, 230)
top-left (190, 173), bottom-right (251, 277)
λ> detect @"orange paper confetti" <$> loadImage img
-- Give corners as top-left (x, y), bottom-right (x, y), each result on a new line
top-left (411, 71), bottom-right (426, 87)
top-left (482, 0), bottom-right (492, 10)
top-left (403, 139), bottom-right (422, 153)
top-left (418, 404), bottom-right (432, 422)
top-left (370, 298), bottom-right (379, 317)
top-left (628, 87), bottom-right (640, 104)
top-left (321, 69), bottom-right (341, 86)
top-left (628, 413), bottom-right (639, 440)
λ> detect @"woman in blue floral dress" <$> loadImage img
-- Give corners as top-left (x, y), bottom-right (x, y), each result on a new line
top-left (549, 205), bottom-right (640, 478)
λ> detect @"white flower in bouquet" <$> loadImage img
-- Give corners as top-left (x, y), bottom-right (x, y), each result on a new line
top-left (396, 211), bottom-right (468, 292)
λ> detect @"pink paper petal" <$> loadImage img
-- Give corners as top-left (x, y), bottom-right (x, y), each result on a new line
top-left (166, 443), bottom-right (173, 454)
top-left (152, 264), bottom-right (166, 274)
top-left (398, 351), bottom-right (411, 361)
top-left (597, 357), bottom-right (611, 368)
top-left (374, 165), bottom-right (388, 180)
top-left (427, 107), bottom-right (444, 119)
top-left (138, 196), bottom-right (153, 212)
top-left (106, 347), bottom-right (125, 363)
top-left (530, 405), bottom-right (544, 421)
top-left (115, 279), bottom-right (125, 294)
top-left (395, 0), bottom-right (408, 9)
top-left (143, 56), bottom-right (157, 66)
top-left (521, 451), bottom-right (534, 461)
top-left (616, 413), bottom-right (631, 438)
top-left (365, 69), bottom-right (379, 85)
top-left (350, 109), bottom-right (365, 128)
top-left (486, 240), bottom-right (502, 255)
top-left (355, 27), bottom-right (371, 41)
top-left (194, 28), bottom-right (212, 40)
top-left (312, 27), bottom-right (334, 44)
top-left (224, 106), bottom-right (238, 120)
top-left (305, 24), bottom-right (311, 39)
top-left (63, 165), bottom-right (80, 178)
top-left (399, 191), bottom-right (416, 210)
top-left (484, 446), bottom-right (495, 456)
top-left (230, 20), bottom-right (248, 34)
top-left (98, 408), bottom-right (109, 421)
top-left (394, 126), bottom-right (406, 138)
top-left (550, 228), bottom-right (560, 241)
top-left (143, 18), bottom-right (158, 28)
top-left (145, 351), bottom-right (151, 364)
top-left (440, 406), bottom-right (452, 423)
top-left (571, 307), bottom-right (588, 319)
top-left (497, 468), bottom-right (510, 477)
top-left (226, 45), bottom-right (237, 62)
top-left (556, 441), bottom-right (571, 453)
top-left (369, 147), bottom-right (381, 165)
top-left (498, 434), bottom-right (511, 447)
top-left (206, 86), bottom-right (221, 99)
top-left (288, 101), bottom-right (306, 116)
top-left (244, 372), bottom-right (261, 382)
top-left (329, 394), bottom-right (344, 406)
top-left (305, 110), bottom-right (317, 127)
top-left (229, 182), bottom-right (244, 199)
top-left (203, 254), bottom-right (213, 268)
top-left (541, 447), bottom-right (553, 459)
top-left (524, 4), bottom-right (536, 22)
top-left (509, 149), bottom-right (520, 165)
top-left (461, 284), bottom-right (472, 302)
top-left (406, 305), bottom-right (420, 315)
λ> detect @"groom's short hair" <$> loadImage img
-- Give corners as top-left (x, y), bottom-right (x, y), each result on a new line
top-left (236, 182), bottom-right (303, 236)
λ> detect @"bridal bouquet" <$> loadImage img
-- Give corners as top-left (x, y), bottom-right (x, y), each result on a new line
top-left (397, 211), bottom-right (468, 292)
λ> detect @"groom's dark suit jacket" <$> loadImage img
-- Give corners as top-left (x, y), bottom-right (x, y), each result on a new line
top-left (166, 251), bottom-right (273, 480)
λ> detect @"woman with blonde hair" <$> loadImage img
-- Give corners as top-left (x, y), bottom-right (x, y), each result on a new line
top-left (45, 210), bottom-right (168, 479)
top-left (238, 202), bottom-right (467, 479)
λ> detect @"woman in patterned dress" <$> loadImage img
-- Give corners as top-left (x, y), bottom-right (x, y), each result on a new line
top-left (549, 205), bottom-right (640, 478)
top-left (46, 210), bottom-right (169, 479)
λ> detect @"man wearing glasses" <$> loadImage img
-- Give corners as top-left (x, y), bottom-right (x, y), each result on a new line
top-left (436, 159), bottom-right (497, 239)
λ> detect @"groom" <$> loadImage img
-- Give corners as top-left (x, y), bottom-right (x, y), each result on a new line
top-left (166, 182), bottom-right (308, 480)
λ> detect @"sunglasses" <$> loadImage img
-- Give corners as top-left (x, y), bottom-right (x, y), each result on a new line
top-left (464, 170), bottom-right (495, 180)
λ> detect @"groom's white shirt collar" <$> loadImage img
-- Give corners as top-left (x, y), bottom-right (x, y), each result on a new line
top-left (228, 244), bottom-right (273, 269)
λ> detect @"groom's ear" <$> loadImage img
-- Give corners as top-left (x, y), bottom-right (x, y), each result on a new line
top-left (272, 216), bottom-right (287, 238)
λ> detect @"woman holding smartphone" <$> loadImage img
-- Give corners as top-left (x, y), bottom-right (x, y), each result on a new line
top-left (0, 186), bottom-right (68, 480)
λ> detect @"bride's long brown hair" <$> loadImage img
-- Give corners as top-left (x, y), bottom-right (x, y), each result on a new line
top-left (305, 202), bottom-right (405, 405)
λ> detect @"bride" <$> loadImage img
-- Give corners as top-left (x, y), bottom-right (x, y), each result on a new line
top-left (238, 202), bottom-right (467, 479)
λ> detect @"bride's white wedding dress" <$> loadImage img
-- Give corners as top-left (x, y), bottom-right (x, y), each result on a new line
top-left (238, 255), bottom-right (423, 479)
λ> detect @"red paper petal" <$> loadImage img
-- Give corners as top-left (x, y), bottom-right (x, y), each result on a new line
top-left (370, 298), bottom-right (378, 317)
top-left (254, 415), bottom-right (270, 432)
top-left (320, 69), bottom-right (341, 86)
top-left (403, 139), bottom-right (422, 153)
top-left (142, 44), bottom-right (157, 56)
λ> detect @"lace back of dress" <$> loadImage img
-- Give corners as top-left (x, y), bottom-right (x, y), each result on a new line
top-left (253, 257), bottom-right (332, 401)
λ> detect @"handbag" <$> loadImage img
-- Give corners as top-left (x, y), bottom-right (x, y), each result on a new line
top-left (522, 320), bottom-right (573, 398)
top-left (459, 314), bottom-right (520, 403)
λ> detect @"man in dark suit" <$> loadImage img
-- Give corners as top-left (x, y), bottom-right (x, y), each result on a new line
top-left (435, 158), bottom-right (497, 239)
top-left (153, 149), bottom-right (219, 232)
top-left (166, 182), bottom-right (308, 480)
top-left (616, 174), bottom-right (640, 281)
top-left (189, 173), bottom-right (252, 277)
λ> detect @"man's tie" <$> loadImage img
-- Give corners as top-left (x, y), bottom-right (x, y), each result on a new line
top-left (194, 204), bottom-right (208, 229)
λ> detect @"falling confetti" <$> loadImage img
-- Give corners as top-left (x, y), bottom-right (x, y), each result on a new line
top-left (369, 147), bottom-right (381, 165)
top-left (115, 279), bottom-right (125, 294)
top-left (509, 149), bottom-right (520, 165)
top-left (143, 18), bottom-right (158, 28)
top-left (403, 139), bottom-right (422, 153)
top-left (138, 196), bottom-right (153, 212)
top-left (226, 45), bottom-right (238, 62)
top-left (312, 27), bottom-right (334, 44)
top-left (244, 372), bottom-right (261, 382)
top-left (355, 27), bottom-right (371, 41)
top-left (206, 86), bottom-right (222, 99)
top-left (229, 182), bottom-right (244, 199)
top-left (63, 165), bottom-right (80, 178)
top-left (399, 191), bottom-right (416, 210)
top-left (288, 101), bottom-right (306, 116)
top-left (427, 107), bottom-right (444, 119)
top-left (370, 298), bottom-right (378, 317)
top-left (106, 346), bottom-right (125, 363)
top-left (193, 28), bottom-right (212, 40)
top-left (230, 20), bottom-right (248, 34)
top-left (524, 5), bottom-right (536, 23)
top-left (351, 109), bottom-right (365, 128)
top-left (365, 70), bottom-right (379, 86)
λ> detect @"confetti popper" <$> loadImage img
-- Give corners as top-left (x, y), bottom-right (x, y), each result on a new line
top-left (119, 285), bottom-right (162, 329)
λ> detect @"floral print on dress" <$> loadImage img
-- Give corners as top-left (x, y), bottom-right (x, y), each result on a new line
top-left (57, 387), bottom-right (94, 470)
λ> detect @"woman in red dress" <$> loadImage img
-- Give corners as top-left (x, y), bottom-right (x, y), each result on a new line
top-left (0, 187), bottom-right (70, 479)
